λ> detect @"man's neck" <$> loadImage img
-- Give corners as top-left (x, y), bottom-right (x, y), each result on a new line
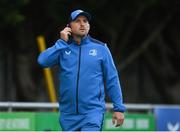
top-left (73, 35), bottom-right (86, 45)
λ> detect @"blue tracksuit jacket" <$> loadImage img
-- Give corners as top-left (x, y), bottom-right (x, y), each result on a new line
top-left (38, 35), bottom-right (126, 114)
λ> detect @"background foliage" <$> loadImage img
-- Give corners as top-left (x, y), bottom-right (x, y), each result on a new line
top-left (0, 0), bottom-right (180, 104)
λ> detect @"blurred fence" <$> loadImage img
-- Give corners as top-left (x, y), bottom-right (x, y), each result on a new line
top-left (0, 102), bottom-right (180, 112)
top-left (0, 102), bottom-right (180, 131)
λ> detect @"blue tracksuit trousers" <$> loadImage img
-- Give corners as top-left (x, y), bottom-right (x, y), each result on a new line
top-left (59, 110), bottom-right (104, 131)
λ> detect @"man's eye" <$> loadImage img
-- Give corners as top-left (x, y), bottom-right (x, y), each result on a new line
top-left (84, 20), bottom-right (88, 23)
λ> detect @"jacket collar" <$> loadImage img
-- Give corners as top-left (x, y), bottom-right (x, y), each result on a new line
top-left (69, 35), bottom-right (90, 45)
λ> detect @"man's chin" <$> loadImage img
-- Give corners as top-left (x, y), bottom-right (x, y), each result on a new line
top-left (77, 34), bottom-right (86, 38)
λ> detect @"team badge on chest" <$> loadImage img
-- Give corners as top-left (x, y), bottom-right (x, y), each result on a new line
top-left (89, 49), bottom-right (97, 56)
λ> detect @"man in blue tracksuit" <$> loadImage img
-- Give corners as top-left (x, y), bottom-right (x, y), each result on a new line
top-left (38, 9), bottom-right (126, 131)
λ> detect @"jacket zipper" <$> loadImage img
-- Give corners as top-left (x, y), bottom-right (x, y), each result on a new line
top-left (98, 81), bottom-right (101, 101)
top-left (76, 45), bottom-right (81, 114)
top-left (98, 89), bottom-right (101, 101)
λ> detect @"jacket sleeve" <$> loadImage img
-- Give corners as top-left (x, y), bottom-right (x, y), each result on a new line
top-left (37, 39), bottom-right (68, 68)
top-left (102, 44), bottom-right (126, 112)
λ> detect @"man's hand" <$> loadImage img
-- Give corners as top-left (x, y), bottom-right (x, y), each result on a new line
top-left (112, 112), bottom-right (124, 127)
top-left (60, 27), bottom-right (72, 42)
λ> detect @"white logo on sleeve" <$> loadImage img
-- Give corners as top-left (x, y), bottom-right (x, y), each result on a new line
top-left (167, 122), bottom-right (180, 131)
top-left (89, 49), bottom-right (97, 56)
top-left (65, 50), bottom-right (71, 55)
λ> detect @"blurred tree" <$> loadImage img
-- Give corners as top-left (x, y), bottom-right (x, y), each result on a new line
top-left (0, 0), bottom-right (29, 28)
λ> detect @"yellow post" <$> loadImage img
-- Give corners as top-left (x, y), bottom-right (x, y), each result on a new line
top-left (37, 35), bottom-right (57, 111)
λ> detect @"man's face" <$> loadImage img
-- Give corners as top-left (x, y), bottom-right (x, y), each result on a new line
top-left (70, 15), bottom-right (90, 37)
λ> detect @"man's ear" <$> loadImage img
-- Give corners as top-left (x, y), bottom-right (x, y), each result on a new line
top-left (67, 23), bottom-right (71, 28)
top-left (88, 23), bottom-right (90, 32)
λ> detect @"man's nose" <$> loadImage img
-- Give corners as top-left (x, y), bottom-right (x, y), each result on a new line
top-left (80, 21), bottom-right (85, 26)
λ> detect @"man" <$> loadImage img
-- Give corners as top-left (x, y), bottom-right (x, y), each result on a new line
top-left (38, 9), bottom-right (126, 131)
